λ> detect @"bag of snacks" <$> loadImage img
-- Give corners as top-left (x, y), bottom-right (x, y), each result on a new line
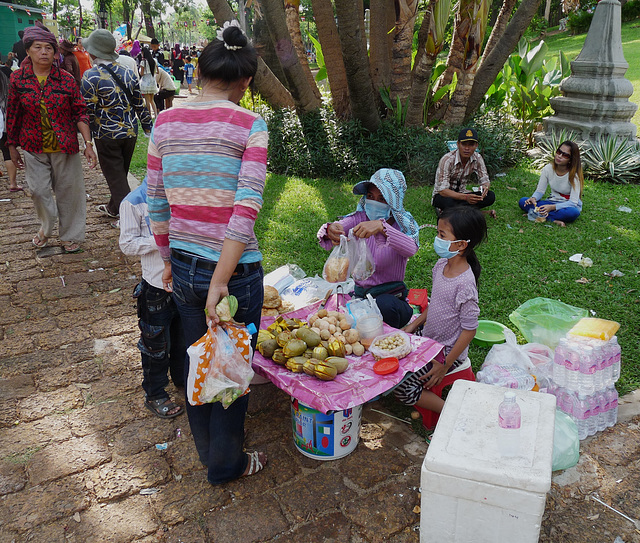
top-left (349, 230), bottom-right (375, 282)
top-left (369, 331), bottom-right (412, 361)
top-left (323, 235), bottom-right (351, 283)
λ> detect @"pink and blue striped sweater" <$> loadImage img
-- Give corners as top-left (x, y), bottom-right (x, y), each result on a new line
top-left (147, 100), bottom-right (268, 263)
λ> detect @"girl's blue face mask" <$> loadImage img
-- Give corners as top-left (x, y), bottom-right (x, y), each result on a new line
top-left (433, 236), bottom-right (467, 259)
top-left (365, 199), bottom-right (391, 221)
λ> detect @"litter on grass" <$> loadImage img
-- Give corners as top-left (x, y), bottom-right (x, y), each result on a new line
top-left (140, 488), bottom-right (160, 495)
top-left (155, 443), bottom-right (168, 450)
top-left (569, 254), bottom-right (593, 268)
top-left (605, 270), bottom-right (625, 277)
top-left (617, 206), bottom-right (632, 213)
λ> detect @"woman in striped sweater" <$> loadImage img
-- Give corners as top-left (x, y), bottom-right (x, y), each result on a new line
top-left (147, 20), bottom-right (268, 484)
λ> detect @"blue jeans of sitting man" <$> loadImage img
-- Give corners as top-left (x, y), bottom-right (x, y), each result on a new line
top-left (170, 250), bottom-right (263, 485)
top-left (135, 280), bottom-right (185, 400)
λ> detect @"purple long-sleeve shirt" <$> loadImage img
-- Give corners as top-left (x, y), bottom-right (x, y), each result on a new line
top-left (317, 211), bottom-right (418, 288)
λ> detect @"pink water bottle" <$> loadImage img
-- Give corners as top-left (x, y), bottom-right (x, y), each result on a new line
top-left (553, 339), bottom-right (567, 387)
top-left (498, 391), bottom-right (521, 457)
top-left (564, 341), bottom-right (580, 391)
top-left (610, 337), bottom-right (621, 383)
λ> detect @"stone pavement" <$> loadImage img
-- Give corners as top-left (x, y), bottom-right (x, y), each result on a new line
top-left (1, 113), bottom-right (640, 542)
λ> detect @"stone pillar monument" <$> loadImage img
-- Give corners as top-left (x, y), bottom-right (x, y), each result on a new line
top-left (544, 0), bottom-right (638, 140)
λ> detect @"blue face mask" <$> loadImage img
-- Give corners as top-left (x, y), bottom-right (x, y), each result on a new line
top-left (365, 199), bottom-right (391, 221)
top-left (433, 236), bottom-right (466, 259)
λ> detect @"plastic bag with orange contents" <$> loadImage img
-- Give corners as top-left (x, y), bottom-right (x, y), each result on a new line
top-left (186, 322), bottom-right (254, 408)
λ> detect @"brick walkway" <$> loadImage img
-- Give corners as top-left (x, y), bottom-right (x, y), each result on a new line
top-left (1, 123), bottom-right (640, 542)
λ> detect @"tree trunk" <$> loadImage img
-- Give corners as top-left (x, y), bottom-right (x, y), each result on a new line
top-left (311, 0), bottom-right (351, 119)
top-left (259, 0), bottom-right (321, 113)
top-left (334, 0), bottom-right (380, 132)
top-left (207, 0), bottom-right (295, 110)
top-left (141, 0), bottom-right (156, 39)
top-left (369, 0), bottom-right (394, 94)
top-left (544, 0), bottom-right (552, 21)
top-left (253, 11), bottom-right (289, 87)
top-left (444, 0), bottom-right (490, 124)
top-left (390, 0), bottom-right (419, 103)
top-left (284, 0), bottom-right (321, 102)
top-left (465, 0), bottom-right (543, 119)
top-left (405, 8), bottom-right (433, 126)
top-left (481, 0), bottom-right (517, 62)
top-left (122, 0), bottom-right (131, 40)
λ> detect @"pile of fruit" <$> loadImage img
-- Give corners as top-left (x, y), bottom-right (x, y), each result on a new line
top-left (257, 309), bottom-right (364, 381)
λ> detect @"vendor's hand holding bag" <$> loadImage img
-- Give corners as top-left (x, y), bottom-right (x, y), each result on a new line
top-left (186, 322), bottom-right (254, 408)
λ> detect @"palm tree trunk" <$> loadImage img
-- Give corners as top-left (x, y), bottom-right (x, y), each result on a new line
top-left (334, 0), bottom-right (380, 132)
top-left (141, 0), bottom-right (156, 39)
top-left (207, 0), bottom-right (295, 110)
top-left (369, 0), bottom-right (394, 95)
top-left (259, 0), bottom-right (322, 113)
top-left (465, 0), bottom-right (543, 119)
top-left (481, 0), bottom-right (517, 63)
top-left (284, 0), bottom-right (321, 102)
top-left (311, 0), bottom-right (351, 118)
top-left (390, 0), bottom-right (419, 103)
top-left (405, 7), bottom-right (433, 126)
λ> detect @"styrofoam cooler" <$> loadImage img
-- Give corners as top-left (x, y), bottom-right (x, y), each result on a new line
top-left (420, 380), bottom-right (556, 543)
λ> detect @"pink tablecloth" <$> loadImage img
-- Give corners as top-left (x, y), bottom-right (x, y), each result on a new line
top-left (253, 300), bottom-right (445, 413)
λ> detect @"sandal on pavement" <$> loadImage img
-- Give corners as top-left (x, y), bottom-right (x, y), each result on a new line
top-left (242, 451), bottom-right (267, 477)
top-left (32, 231), bottom-right (48, 248)
top-left (145, 397), bottom-right (183, 419)
top-left (63, 242), bottom-right (83, 254)
top-left (96, 204), bottom-right (119, 218)
top-left (10, 187), bottom-right (24, 192)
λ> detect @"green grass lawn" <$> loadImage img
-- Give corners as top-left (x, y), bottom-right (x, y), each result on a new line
top-left (256, 170), bottom-right (640, 396)
top-left (533, 19), bottom-right (640, 136)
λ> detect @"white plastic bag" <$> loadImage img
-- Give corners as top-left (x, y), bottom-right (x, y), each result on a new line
top-left (346, 293), bottom-right (382, 327)
top-left (349, 230), bottom-right (375, 282)
top-left (186, 323), bottom-right (254, 408)
top-left (552, 409), bottom-right (580, 471)
top-left (322, 235), bottom-right (352, 283)
top-left (481, 328), bottom-right (536, 372)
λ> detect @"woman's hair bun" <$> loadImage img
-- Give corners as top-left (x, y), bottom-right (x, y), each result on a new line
top-left (223, 25), bottom-right (248, 49)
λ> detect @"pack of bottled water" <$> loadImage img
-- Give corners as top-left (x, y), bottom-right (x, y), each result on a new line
top-left (550, 335), bottom-right (621, 438)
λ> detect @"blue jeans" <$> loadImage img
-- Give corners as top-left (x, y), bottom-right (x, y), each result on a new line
top-left (135, 280), bottom-right (185, 400)
top-left (519, 197), bottom-right (581, 223)
top-left (170, 250), bottom-right (264, 485)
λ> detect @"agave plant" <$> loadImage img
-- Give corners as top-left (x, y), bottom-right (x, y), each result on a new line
top-left (582, 135), bottom-right (640, 184)
top-left (532, 128), bottom-right (587, 169)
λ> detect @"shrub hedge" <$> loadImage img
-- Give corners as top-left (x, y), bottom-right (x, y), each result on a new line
top-left (260, 105), bottom-right (527, 184)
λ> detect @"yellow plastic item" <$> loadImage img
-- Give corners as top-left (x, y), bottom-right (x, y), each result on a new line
top-left (569, 318), bottom-right (620, 341)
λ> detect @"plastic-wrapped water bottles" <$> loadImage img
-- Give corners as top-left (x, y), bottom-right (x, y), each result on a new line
top-left (553, 338), bottom-right (567, 387)
top-left (578, 345), bottom-right (596, 395)
top-left (476, 365), bottom-right (536, 390)
top-left (606, 385), bottom-right (619, 427)
top-left (564, 342), bottom-right (581, 391)
top-left (610, 336), bottom-right (621, 382)
top-left (574, 393), bottom-right (590, 440)
top-left (596, 390), bottom-right (608, 432)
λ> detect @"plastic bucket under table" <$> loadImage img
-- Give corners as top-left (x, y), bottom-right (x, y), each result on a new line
top-left (291, 398), bottom-right (362, 460)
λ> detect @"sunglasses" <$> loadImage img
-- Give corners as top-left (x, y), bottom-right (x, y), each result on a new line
top-left (556, 149), bottom-right (571, 159)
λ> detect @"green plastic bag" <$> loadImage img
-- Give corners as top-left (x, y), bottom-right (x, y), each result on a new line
top-left (509, 297), bottom-right (588, 348)
top-left (553, 409), bottom-right (580, 471)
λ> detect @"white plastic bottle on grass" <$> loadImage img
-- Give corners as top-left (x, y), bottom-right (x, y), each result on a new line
top-left (498, 391), bottom-right (521, 457)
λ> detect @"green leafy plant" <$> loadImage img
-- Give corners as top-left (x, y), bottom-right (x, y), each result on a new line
top-left (380, 87), bottom-right (410, 127)
top-left (531, 128), bottom-right (587, 169)
top-left (307, 33), bottom-right (327, 82)
top-left (582, 135), bottom-right (640, 184)
top-left (567, 9), bottom-right (594, 34)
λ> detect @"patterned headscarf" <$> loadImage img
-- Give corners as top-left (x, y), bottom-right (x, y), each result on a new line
top-left (23, 25), bottom-right (58, 51)
top-left (350, 168), bottom-right (420, 245)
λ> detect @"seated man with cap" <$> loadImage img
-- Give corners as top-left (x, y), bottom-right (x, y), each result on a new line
top-left (432, 127), bottom-right (496, 217)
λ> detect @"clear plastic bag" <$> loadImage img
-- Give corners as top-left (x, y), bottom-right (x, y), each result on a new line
top-left (481, 328), bottom-right (536, 373)
top-left (349, 230), bottom-right (375, 282)
top-left (323, 235), bottom-right (351, 283)
top-left (368, 331), bottom-right (412, 361)
top-left (552, 409), bottom-right (580, 471)
top-left (186, 322), bottom-right (254, 408)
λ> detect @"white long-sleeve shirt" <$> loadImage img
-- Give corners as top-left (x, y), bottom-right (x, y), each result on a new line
top-left (532, 163), bottom-right (582, 211)
top-left (119, 183), bottom-right (164, 289)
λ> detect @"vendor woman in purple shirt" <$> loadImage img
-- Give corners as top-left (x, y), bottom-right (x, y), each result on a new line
top-left (317, 168), bottom-right (420, 328)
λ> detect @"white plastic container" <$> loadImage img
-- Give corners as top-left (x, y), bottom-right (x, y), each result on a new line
top-left (420, 381), bottom-right (556, 543)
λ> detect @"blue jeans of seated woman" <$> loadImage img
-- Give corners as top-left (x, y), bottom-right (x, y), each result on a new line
top-left (136, 280), bottom-right (185, 401)
top-left (170, 252), bottom-right (264, 485)
top-left (519, 197), bottom-right (581, 223)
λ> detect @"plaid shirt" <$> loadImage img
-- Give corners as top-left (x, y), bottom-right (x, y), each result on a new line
top-left (81, 62), bottom-right (152, 140)
top-left (432, 150), bottom-right (490, 202)
top-left (6, 61), bottom-right (89, 154)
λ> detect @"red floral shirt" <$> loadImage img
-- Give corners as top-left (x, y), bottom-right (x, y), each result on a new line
top-left (6, 60), bottom-right (89, 155)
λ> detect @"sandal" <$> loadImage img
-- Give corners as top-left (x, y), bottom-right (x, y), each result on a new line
top-left (32, 231), bottom-right (48, 248)
top-left (145, 397), bottom-right (183, 419)
top-left (63, 242), bottom-right (83, 254)
top-left (241, 450), bottom-right (267, 477)
top-left (96, 204), bottom-right (119, 218)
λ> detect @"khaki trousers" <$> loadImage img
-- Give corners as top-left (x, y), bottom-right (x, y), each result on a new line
top-left (23, 151), bottom-right (86, 243)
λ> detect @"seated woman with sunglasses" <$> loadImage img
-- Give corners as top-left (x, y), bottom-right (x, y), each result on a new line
top-left (518, 141), bottom-right (584, 227)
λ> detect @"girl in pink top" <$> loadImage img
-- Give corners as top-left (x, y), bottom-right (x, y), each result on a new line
top-left (396, 206), bottom-right (487, 414)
